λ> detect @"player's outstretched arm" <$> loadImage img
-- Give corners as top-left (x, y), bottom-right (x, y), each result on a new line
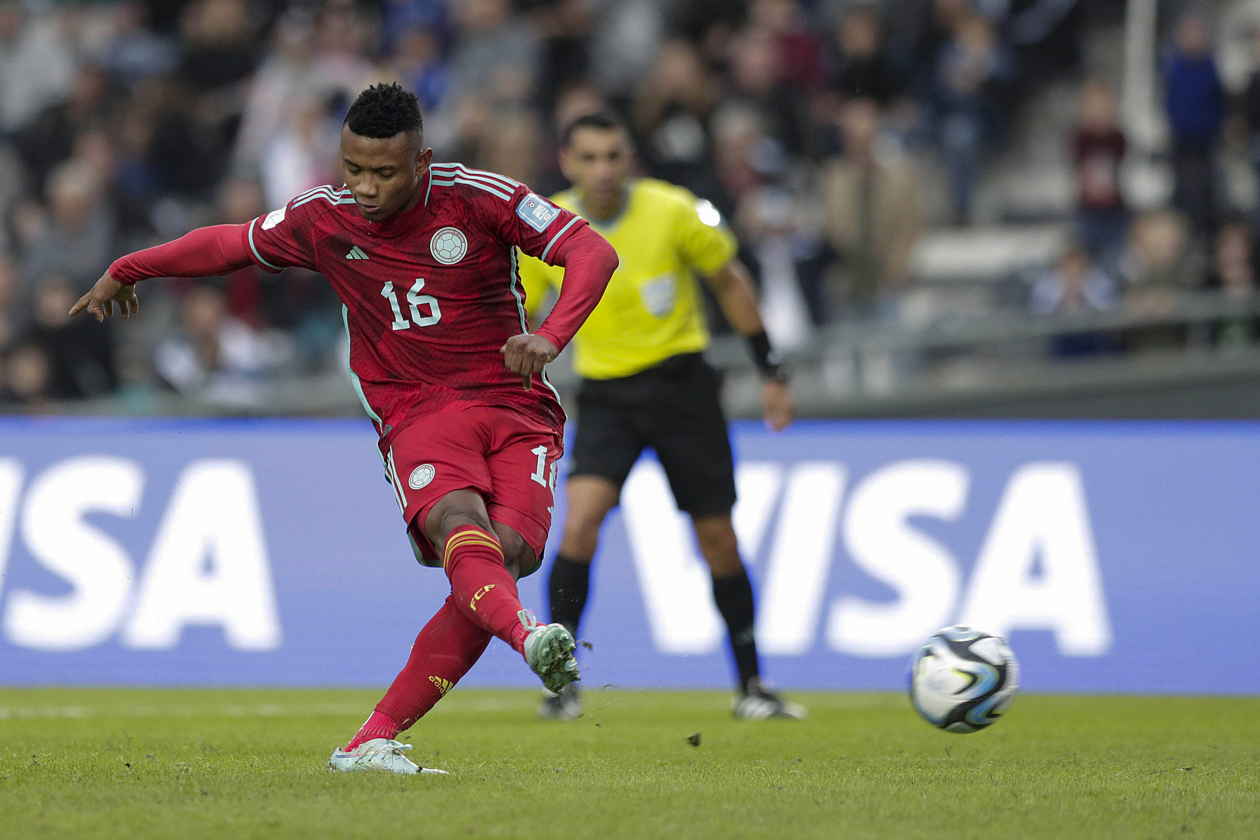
top-left (704, 259), bottom-right (794, 432)
top-left (502, 226), bottom-right (618, 389)
top-left (68, 224), bottom-right (257, 322)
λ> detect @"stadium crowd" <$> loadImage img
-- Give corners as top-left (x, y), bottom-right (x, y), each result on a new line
top-left (0, 0), bottom-right (1256, 411)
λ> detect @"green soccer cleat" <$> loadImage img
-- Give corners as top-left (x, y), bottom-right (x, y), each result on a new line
top-left (520, 609), bottom-right (580, 694)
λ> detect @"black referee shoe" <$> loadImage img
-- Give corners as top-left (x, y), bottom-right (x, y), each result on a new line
top-left (538, 684), bottom-right (582, 721)
top-left (732, 678), bottom-right (807, 720)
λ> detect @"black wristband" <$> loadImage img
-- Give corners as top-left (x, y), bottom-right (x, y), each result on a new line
top-left (746, 331), bottom-right (788, 381)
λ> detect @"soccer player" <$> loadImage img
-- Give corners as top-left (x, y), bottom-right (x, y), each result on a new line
top-left (518, 111), bottom-right (804, 721)
top-left (70, 83), bottom-right (619, 774)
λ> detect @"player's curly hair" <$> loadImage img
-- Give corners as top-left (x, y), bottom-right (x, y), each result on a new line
top-left (344, 83), bottom-right (423, 141)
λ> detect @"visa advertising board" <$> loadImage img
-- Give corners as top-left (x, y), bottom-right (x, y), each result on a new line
top-left (0, 418), bottom-right (1256, 693)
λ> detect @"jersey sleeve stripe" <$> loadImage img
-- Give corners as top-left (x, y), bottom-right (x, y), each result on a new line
top-left (430, 162), bottom-right (520, 190)
top-left (247, 218), bottom-right (284, 271)
top-left (292, 185), bottom-right (340, 203)
top-left (540, 216), bottom-right (581, 263)
top-left (292, 188), bottom-right (352, 209)
top-left (430, 176), bottom-right (511, 201)
top-left (292, 185), bottom-right (345, 201)
top-left (429, 165), bottom-right (518, 193)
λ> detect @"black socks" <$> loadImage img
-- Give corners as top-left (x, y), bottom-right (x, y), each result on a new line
top-left (712, 567), bottom-right (760, 693)
top-left (547, 554), bottom-right (592, 638)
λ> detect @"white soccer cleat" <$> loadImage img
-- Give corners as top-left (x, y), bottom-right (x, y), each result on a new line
top-left (327, 739), bottom-right (448, 775)
top-left (732, 678), bottom-right (807, 721)
top-left (520, 609), bottom-right (580, 694)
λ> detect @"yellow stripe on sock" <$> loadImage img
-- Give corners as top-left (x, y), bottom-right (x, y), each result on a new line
top-left (442, 530), bottom-right (504, 569)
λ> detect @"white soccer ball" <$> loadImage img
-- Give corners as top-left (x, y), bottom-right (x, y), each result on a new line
top-left (909, 626), bottom-right (1020, 733)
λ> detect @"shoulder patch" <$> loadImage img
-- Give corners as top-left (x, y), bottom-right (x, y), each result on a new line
top-left (261, 206), bottom-right (287, 230)
top-left (516, 193), bottom-right (561, 233)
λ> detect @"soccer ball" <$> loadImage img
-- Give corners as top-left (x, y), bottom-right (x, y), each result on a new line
top-left (909, 626), bottom-right (1019, 733)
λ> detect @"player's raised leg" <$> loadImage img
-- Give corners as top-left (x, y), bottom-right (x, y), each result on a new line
top-left (427, 489), bottom-right (579, 692)
top-left (692, 513), bottom-right (805, 720)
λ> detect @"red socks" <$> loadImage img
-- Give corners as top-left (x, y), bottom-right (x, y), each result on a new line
top-left (347, 596), bottom-right (492, 751)
top-left (442, 525), bottom-right (530, 655)
top-left (346, 525), bottom-right (534, 752)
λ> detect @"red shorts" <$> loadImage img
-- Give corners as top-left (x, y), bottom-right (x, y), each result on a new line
top-left (380, 404), bottom-right (563, 569)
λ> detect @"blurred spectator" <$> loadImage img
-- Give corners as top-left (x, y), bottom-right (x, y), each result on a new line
top-left (1122, 210), bottom-right (1200, 294)
top-left (390, 25), bottom-right (451, 114)
top-left (22, 159), bottom-right (116, 293)
top-left (750, 0), bottom-right (826, 94)
top-left (1072, 77), bottom-right (1128, 264)
top-left (214, 177), bottom-right (271, 327)
top-left (260, 95), bottom-right (340, 210)
top-left (632, 40), bottom-right (723, 204)
top-left (901, 0), bottom-right (971, 99)
top-left (0, 343), bottom-right (53, 411)
top-left (999, 0), bottom-right (1085, 89)
top-left (0, 2), bottom-right (76, 133)
top-left (481, 111), bottom-right (545, 185)
top-left (527, 0), bottom-right (593, 115)
top-left (819, 98), bottom-right (921, 321)
top-left (176, 0), bottom-right (257, 97)
top-left (830, 5), bottom-right (907, 107)
top-left (587, 0), bottom-right (663, 98)
top-left (933, 13), bottom-right (1014, 225)
top-left (450, 0), bottom-right (539, 105)
top-left (1242, 27), bottom-right (1260, 234)
top-left (1030, 246), bottom-right (1118, 316)
top-left (1029, 244), bottom-right (1121, 359)
top-left (381, 0), bottom-right (447, 55)
top-left (726, 25), bottom-right (817, 161)
top-left (1121, 209), bottom-right (1200, 351)
top-left (713, 103), bottom-right (775, 206)
top-left (100, 1), bottom-right (181, 86)
top-left (1163, 10), bottom-right (1224, 236)
top-left (25, 277), bottom-right (118, 399)
top-left (0, 256), bottom-right (19, 347)
top-left (16, 64), bottom-right (113, 197)
top-left (1204, 219), bottom-right (1259, 350)
top-left (154, 284), bottom-right (293, 409)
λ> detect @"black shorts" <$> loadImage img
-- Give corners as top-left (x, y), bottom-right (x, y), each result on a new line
top-left (570, 353), bottom-right (737, 517)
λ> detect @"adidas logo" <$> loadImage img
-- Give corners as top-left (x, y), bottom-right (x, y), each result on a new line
top-left (345, 245), bottom-right (369, 260)
top-left (429, 675), bottom-right (453, 696)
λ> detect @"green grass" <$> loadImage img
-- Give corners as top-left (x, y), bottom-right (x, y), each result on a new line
top-left (1, 689), bottom-right (1257, 839)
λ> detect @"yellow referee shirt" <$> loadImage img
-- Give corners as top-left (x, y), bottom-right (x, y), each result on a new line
top-left (518, 178), bottom-right (738, 380)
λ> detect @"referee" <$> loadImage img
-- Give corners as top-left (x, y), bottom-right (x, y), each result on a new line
top-left (519, 111), bottom-right (803, 720)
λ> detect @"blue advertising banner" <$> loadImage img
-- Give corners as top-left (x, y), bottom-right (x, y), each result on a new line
top-left (0, 418), bottom-right (1256, 694)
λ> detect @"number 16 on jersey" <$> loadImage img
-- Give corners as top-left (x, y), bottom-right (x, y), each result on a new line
top-left (382, 279), bottom-right (442, 330)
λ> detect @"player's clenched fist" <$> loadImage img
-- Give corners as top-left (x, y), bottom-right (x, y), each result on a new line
top-left (500, 333), bottom-right (559, 390)
top-left (69, 273), bottom-right (139, 322)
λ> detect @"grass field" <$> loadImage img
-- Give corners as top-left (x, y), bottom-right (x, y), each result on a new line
top-left (1, 688), bottom-right (1257, 839)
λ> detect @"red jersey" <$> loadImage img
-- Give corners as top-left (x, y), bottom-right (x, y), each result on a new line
top-left (241, 164), bottom-right (588, 435)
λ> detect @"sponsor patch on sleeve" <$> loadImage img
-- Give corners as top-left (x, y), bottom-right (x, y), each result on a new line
top-left (261, 206), bottom-right (287, 230)
top-left (516, 193), bottom-right (561, 233)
